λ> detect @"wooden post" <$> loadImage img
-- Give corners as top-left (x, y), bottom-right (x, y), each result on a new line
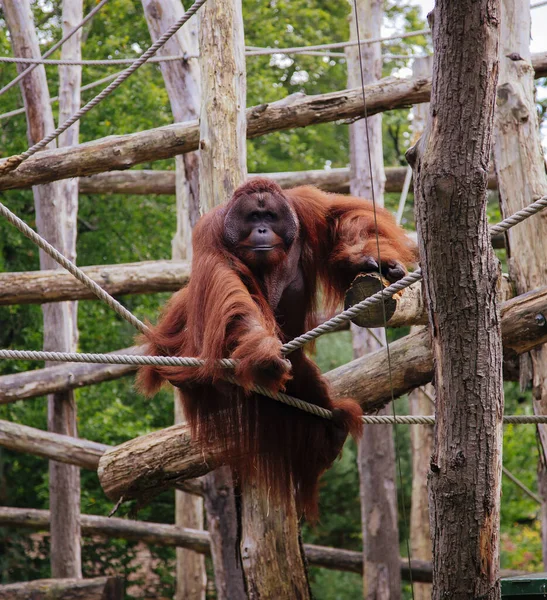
top-left (346, 2), bottom-right (401, 598)
top-left (491, 0), bottom-right (547, 567)
top-left (2, 0), bottom-right (82, 579)
top-left (408, 55), bottom-right (433, 600)
top-left (407, 1), bottom-right (503, 597)
top-left (198, 1), bottom-right (308, 597)
top-left (140, 1), bottom-right (205, 597)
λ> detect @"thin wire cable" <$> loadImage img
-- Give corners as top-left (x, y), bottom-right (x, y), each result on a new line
top-left (0, 0), bottom-right (208, 175)
top-left (245, 28), bottom-right (431, 56)
top-left (0, 202), bottom-right (148, 334)
top-left (0, 54), bottom-right (198, 66)
top-left (0, 72), bottom-right (120, 121)
top-left (0, 0), bottom-right (110, 98)
top-left (0, 49), bottom-right (429, 67)
top-left (352, 2), bottom-right (414, 595)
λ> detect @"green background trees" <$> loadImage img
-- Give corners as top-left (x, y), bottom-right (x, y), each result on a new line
top-left (0, 1), bottom-right (543, 597)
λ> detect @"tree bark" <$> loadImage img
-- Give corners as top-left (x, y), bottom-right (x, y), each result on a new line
top-left (0, 577), bottom-right (123, 600)
top-left (346, 2), bottom-right (400, 598)
top-left (1, 50), bottom-right (546, 192)
top-left (491, 0), bottom-right (547, 569)
top-left (140, 2), bottom-right (205, 597)
top-left (0, 78), bottom-right (431, 191)
top-left (0, 259), bottom-right (190, 305)
top-left (50, 0), bottom-right (83, 576)
top-left (3, 0), bottom-right (82, 579)
top-left (78, 165), bottom-right (498, 196)
top-left (407, 2), bottom-right (503, 598)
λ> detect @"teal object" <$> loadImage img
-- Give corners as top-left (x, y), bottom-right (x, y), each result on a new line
top-left (502, 574), bottom-right (547, 598)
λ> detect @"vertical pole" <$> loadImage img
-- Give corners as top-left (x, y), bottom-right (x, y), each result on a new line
top-left (408, 1), bottom-right (503, 597)
top-left (3, 0), bottom-right (82, 578)
top-left (346, 1), bottom-right (400, 597)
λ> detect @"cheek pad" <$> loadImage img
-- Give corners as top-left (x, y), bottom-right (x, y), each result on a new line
top-left (223, 206), bottom-right (244, 247)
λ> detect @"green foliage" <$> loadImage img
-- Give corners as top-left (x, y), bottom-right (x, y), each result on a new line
top-left (0, 0), bottom-right (546, 597)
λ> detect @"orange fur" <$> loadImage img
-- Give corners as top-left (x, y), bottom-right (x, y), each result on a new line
top-left (137, 178), bottom-right (416, 521)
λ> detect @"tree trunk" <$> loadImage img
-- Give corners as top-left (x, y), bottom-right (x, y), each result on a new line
top-left (491, 0), bottom-right (547, 569)
top-left (346, 1), bottom-right (400, 598)
top-left (140, 1), bottom-right (205, 597)
top-left (3, 0), bottom-right (82, 579)
top-left (407, 1), bottom-right (503, 598)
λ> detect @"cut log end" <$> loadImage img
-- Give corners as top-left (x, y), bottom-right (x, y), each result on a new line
top-left (344, 272), bottom-right (396, 328)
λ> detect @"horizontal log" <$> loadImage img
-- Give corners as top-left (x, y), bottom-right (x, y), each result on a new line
top-left (0, 346), bottom-right (140, 404)
top-left (0, 506), bottom-right (434, 581)
top-left (80, 165), bottom-right (499, 196)
top-left (0, 419), bottom-right (107, 470)
top-left (96, 283), bottom-right (547, 502)
top-left (0, 577), bottom-right (123, 600)
top-left (0, 259), bottom-right (189, 305)
top-left (79, 167), bottom-right (407, 195)
top-left (2, 51), bottom-right (544, 192)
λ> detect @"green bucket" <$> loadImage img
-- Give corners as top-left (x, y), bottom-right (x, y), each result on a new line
top-left (502, 574), bottom-right (547, 598)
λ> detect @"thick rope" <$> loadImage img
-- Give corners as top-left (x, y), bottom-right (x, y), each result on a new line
top-left (0, 202), bottom-right (148, 334)
top-left (0, 0), bottom-right (110, 98)
top-left (0, 0), bottom-right (208, 176)
top-left (281, 270), bottom-right (423, 353)
top-left (0, 349), bottom-right (234, 369)
top-left (489, 195), bottom-right (547, 235)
